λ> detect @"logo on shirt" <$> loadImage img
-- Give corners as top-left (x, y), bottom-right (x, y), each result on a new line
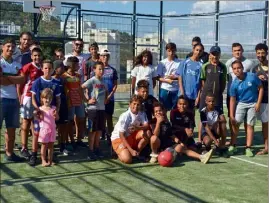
top-left (184, 117), bottom-right (189, 123)
top-left (176, 117), bottom-right (181, 120)
top-left (247, 82), bottom-right (252, 87)
top-left (207, 69), bottom-right (211, 74)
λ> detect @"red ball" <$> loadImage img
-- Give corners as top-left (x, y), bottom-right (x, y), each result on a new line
top-left (158, 150), bottom-right (174, 167)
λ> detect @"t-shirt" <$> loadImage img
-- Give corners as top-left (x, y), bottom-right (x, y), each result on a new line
top-left (0, 57), bottom-right (22, 99)
top-left (13, 46), bottom-right (31, 66)
top-left (226, 57), bottom-right (255, 96)
top-left (91, 65), bottom-right (118, 101)
top-left (157, 58), bottom-right (181, 91)
top-left (31, 76), bottom-right (61, 107)
top-left (200, 107), bottom-right (219, 133)
top-left (20, 62), bottom-right (43, 97)
top-left (111, 109), bottom-right (148, 141)
top-left (64, 53), bottom-right (91, 83)
top-left (83, 76), bottom-right (108, 110)
top-left (52, 77), bottom-right (67, 106)
top-left (83, 58), bottom-right (98, 80)
top-left (176, 58), bottom-right (202, 100)
top-left (131, 65), bottom-right (157, 96)
top-left (186, 51), bottom-right (209, 64)
top-left (230, 72), bottom-right (261, 103)
top-left (149, 118), bottom-right (173, 142)
top-left (61, 72), bottom-right (83, 107)
top-left (141, 95), bottom-right (159, 121)
top-left (253, 64), bottom-right (268, 103)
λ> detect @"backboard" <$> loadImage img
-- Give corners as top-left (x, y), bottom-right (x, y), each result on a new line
top-left (23, 1), bottom-right (61, 16)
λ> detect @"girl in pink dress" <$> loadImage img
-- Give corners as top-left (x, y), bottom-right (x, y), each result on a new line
top-left (38, 88), bottom-right (59, 167)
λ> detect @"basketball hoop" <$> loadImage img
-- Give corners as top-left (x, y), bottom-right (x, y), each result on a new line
top-left (39, 5), bottom-right (55, 22)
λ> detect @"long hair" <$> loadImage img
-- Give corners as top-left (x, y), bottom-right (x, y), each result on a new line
top-left (134, 49), bottom-right (153, 67)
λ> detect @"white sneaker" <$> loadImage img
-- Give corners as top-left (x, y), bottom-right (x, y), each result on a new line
top-left (200, 149), bottom-right (213, 164)
top-left (149, 153), bottom-right (158, 163)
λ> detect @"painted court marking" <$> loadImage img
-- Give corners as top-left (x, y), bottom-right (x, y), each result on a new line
top-left (231, 156), bottom-right (268, 168)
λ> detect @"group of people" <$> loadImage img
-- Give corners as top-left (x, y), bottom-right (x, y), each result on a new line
top-left (0, 32), bottom-right (268, 167)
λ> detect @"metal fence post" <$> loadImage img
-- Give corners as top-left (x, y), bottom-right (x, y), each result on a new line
top-left (159, 1), bottom-right (163, 60)
top-left (215, 1), bottom-right (219, 46)
top-left (264, 0), bottom-right (268, 44)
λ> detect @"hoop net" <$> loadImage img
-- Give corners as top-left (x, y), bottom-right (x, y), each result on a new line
top-left (39, 6), bottom-right (55, 22)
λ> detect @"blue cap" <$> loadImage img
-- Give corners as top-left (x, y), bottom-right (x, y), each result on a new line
top-left (210, 46), bottom-right (221, 54)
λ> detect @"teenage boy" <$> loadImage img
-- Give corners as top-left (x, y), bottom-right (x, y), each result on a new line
top-left (253, 43), bottom-right (268, 155)
top-left (83, 42), bottom-right (99, 81)
top-left (18, 47), bottom-right (43, 158)
top-left (82, 61), bottom-right (108, 160)
top-left (54, 48), bottom-right (65, 61)
top-left (229, 60), bottom-right (264, 157)
top-left (0, 38), bottom-right (25, 162)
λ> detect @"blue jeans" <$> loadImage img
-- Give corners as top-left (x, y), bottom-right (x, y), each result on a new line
top-left (0, 98), bottom-right (20, 129)
top-left (159, 88), bottom-right (178, 111)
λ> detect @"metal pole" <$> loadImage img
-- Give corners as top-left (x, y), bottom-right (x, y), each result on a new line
top-left (132, 1), bottom-right (136, 61)
top-left (215, 1), bottom-right (220, 46)
top-left (78, 4), bottom-right (82, 39)
top-left (159, 1), bottom-right (163, 60)
top-left (264, 0), bottom-right (268, 44)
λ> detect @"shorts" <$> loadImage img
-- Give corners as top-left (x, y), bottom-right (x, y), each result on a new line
top-left (159, 88), bottom-right (178, 111)
top-left (105, 101), bottom-right (115, 115)
top-left (20, 96), bottom-right (34, 119)
top-left (68, 104), bottom-right (85, 120)
top-left (112, 131), bottom-right (143, 155)
top-left (235, 102), bottom-right (256, 126)
top-left (174, 131), bottom-right (195, 146)
top-left (56, 102), bottom-right (68, 124)
top-left (0, 98), bottom-right (20, 129)
top-left (257, 103), bottom-right (268, 123)
top-left (87, 110), bottom-right (105, 131)
top-left (186, 98), bottom-right (196, 110)
top-left (201, 130), bottom-right (220, 140)
top-left (159, 137), bottom-right (173, 151)
top-left (38, 128), bottom-right (56, 143)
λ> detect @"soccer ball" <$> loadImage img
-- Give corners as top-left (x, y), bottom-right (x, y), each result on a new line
top-left (165, 147), bottom-right (177, 161)
top-left (158, 150), bottom-right (174, 167)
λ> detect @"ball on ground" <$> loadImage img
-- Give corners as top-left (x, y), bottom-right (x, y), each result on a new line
top-left (158, 150), bottom-right (174, 167)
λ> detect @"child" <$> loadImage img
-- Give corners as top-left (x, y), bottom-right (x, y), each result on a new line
top-left (18, 47), bottom-right (43, 159)
top-left (83, 42), bottom-right (99, 81)
top-left (30, 60), bottom-right (61, 166)
top-left (82, 61), bottom-right (108, 160)
top-left (157, 43), bottom-right (181, 111)
top-left (254, 43), bottom-right (268, 155)
top-left (38, 88), bottom-right (59, 167)
top-left (200, 94), bottom-right (229, 157)
top-left (62, 56), bottom-right (86, 150)
top-left (131, 50), bottom-right (157, 96)
top-left (149, 102), bottom-right (174, 163)
top-left (170, 96), bottom-right (213, 164)
top-left (52, 60), bottom-right (69, 155)
top-left (111, 95), bottom-right (156, 164)
top-left (229, 60), bottom-right (264, 157)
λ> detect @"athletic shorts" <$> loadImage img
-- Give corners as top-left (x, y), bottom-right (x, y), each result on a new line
top-left (56, 101), bottom-right (68, 124)
top-left (105, 101), bottom-right (115, 115)
top-left (0, 98), bottom-right (20, 129)
top-left (159, 137), bottom-right (173, 151)
top-left (20, 96), bottom-right (34, 119)
top-left (87, 110), bottom-right (105, 132)
top-left (159, 88), bottom-right (178, 111)
top-left (68, 104), bottom-right (85, 120)
top-left (174, 131), bottom-right (195, 147)
top-left (235, 102), bottom-right (256, 126)
top-left (201, 130), bottom-right (220, 140)
top-left (257, 103), bottom-right (268, 123)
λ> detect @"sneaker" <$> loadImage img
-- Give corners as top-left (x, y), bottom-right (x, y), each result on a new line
top-left (20, 148), bottom-right (31, 159)
top-left (4, 153), bottom-right (25, 163)
top-left (245, 148), bottom-right (254, 157)
top-left (94, 148), bottom-right (104, 159)
top-left (28, 155), bottom-right (37, 167)
top-left (228, 145), bottom-right (237, 156)
top-left (149, 153), bottom-right (158, 163)
top-left (62, 149), bottom-right (69, 156)
top-left (76, 140), bottom-right (88, 148)
top-left (200, 149), bottom-right (213, 164)
top-left (87, 150), bottom-right (97, 161)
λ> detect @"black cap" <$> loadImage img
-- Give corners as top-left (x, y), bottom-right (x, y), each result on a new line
top-left (53, 60), bottom-right (64, 70)
top-left (210, 46), bottom-right (221, 54)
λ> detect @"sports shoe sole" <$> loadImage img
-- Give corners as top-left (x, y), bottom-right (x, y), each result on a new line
top-left (203, 149), bottom-right (214, 164)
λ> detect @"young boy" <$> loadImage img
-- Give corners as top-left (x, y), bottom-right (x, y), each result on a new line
top-left (229, 60), bottom-right (264, 157)
top-left (30, 60), bottom-right (61, 166)
top-left (254, 43), bottom-right (268, 155)
top-left (200, 94), bottom-right (229, 157)
top-left (170, 96), bottom-right (213, 164)
top-left (18, 47), bottom-right (43, 159)
top-left (149, 102), bottom-right (174, 163)
top-left (82, 61), bottom-right (108, 160)
top-left (62, 56), bottom-right (86, 150)
top-left (83, 42), bottom-right (99, 81)
top-left (52, 60), bottom-right (69, 155)
top-left (111, 95), bottom-right (155, 164)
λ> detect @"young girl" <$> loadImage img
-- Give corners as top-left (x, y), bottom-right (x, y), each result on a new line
top-left (131, 50), bottom-right (157, 96)
top-left (38, 88), bottom-right (59, 166)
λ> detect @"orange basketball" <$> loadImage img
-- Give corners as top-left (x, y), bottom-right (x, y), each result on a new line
top-left (158, 150), bottom-right (174, 167)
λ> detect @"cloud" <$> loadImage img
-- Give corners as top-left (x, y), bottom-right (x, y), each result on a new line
top-left (165, 11), bottom-right (177, 16)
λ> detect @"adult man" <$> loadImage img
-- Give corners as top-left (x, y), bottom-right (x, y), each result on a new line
top-left (0, 38), bottom-right (25, 162)
top-left (186, 36), bottom-right (209, 64)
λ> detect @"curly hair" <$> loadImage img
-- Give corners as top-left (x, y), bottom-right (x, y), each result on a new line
top-left (134, 50), bottom-right (153, 67)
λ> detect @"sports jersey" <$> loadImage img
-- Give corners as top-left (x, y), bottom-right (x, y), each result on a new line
top-left (230, 72), bottom-right (261, 103)
top-left (83, 58), bottom-right (98, 80)
top-left (176, 58), bottom-right (202, 100)
top-left (200, 107), bottom-right (219, 134)
top-left (31, 76), bottom-right (61, 107)
top-left (52, 77), bottom-right (67, 105)
top-left (0, 57), bottom-right (22, 99)
top-left (61, 72), bottom-right (83, 107)
top-left (186, 51), bottom-right (209, 64)
top-left (20, 62), bottom-right (43, 97)
top-left (253, 64), bottom-right (268, 103)
top-left (141, 95), bottom-right (159, 121)
top-left (157, 58), bottom-right (181, 91)
top-left (111, 109), bottom-right (148, 141)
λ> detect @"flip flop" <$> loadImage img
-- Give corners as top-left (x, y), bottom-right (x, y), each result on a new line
top-left (256, 149), bottom-right (268, 155)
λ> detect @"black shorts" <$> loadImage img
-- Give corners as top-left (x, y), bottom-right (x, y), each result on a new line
top-left (87, 110), bottom-right (105, 132)
top-left (105, 101), bottom-right (115, 115)
top-left (202, 130), bottom-right (220, 140)
top-left (56, 102), bottom-right (68, 124)
top-left (175, 131), bottom-right (196, 147)
top-left (186, 98), bottom-right (196, 110)
top-left (159, 137), bottom-right (173, 151)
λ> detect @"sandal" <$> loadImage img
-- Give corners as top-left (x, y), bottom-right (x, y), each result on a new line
top-left (256, 149), bottom-right (268, 155)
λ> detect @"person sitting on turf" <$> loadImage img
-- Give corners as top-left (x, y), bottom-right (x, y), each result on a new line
top-left (229, 60), bottom-right (264, 157)
top-left (149, 102), bottom-right (174, 163)
top-left (170, 96), bottom-right (213, 164)
top-left (200, 94), bottom-right (229, 157)
top-left (110, 95), bottom-right (157, 164)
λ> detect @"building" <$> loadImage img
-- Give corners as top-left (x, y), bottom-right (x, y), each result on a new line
top-left (0, 22), bottom-right (21, 35)
top-left (61, 20), bottom-right (97, 37)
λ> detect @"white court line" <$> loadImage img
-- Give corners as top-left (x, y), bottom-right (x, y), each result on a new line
top-left (231, 156), bottom-right (268, 168)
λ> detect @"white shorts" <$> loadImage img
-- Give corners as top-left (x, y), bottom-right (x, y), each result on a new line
top-left (20, 96), bottom-right (34, 119)
top-left (257, 103), bottom-right (268, 123)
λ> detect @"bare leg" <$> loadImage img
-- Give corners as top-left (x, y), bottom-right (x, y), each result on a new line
top-left (6, 128), bottom-right (16, 156)
top-left (150, 135), bottom-right (160, 154)
top-left (105, 113), bottom-right (113, 140)
top-left (174, 144), bottom-right (200, 160)
top-left (94, 131), bottom-right (102, 149)
top-left (20, 119), bottom-right (31, 149)
top-left (47, 142), bottom-right (54, 165)
top-left (118, 149), bottom-right (132, 164)
top-left (246, 125), bottom-right (254, 147)
top-left (88, 132), bottom-right (96, 151)
top-left (257, 122), bottom-right (268, 155)
top-left (41, 143), bottom-right (49, 167)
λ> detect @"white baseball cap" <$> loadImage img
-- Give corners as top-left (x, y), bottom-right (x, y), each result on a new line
top-left (99, 49), bottom-right (111, 55)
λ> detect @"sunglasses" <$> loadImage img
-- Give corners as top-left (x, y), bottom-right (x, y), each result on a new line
top-left (75, 43), bottom-right (83, 47)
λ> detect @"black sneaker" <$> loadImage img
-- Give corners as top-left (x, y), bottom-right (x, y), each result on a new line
top-left (94, 148), bottom-right (104, 159)
top-left (20, 148), bottom-right (31, 159)
top-left (87, 150), bottom-right (97, 161)
top-left (4, 153), bottom-right (25, 163)
top-left (76, 140), bottom-right (88, 148)
top-left (28, 155), bottom-right (37, 167)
